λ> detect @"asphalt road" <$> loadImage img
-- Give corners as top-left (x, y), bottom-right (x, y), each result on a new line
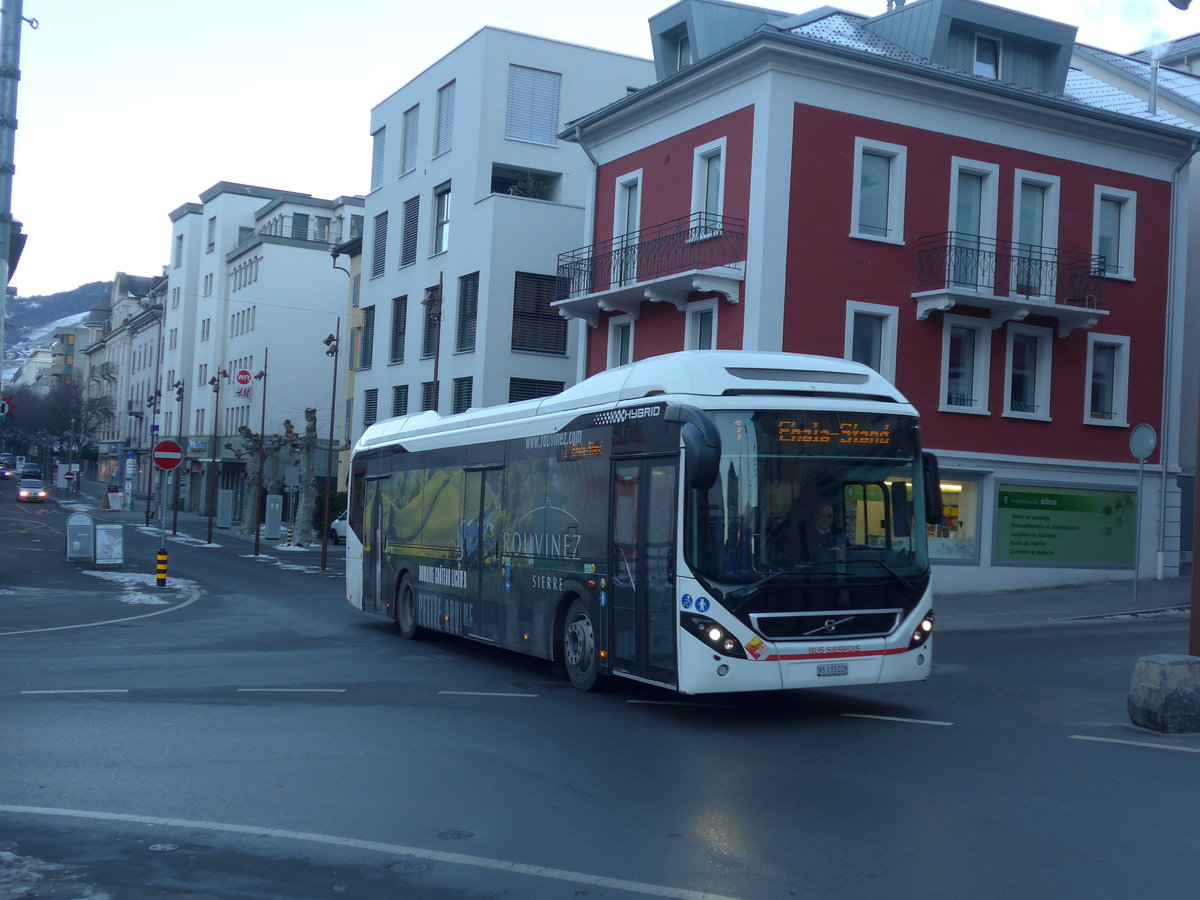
top-left (1, 491), bottom-right (1198, 899)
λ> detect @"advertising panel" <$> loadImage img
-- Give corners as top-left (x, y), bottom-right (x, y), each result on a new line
top-left (994, 483), bottom-right (1136, 567)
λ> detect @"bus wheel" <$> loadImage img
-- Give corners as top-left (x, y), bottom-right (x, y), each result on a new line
top-left (562, 597), bottom-right (600, 691)
top-left (396, 575), bottom-right (420, 640)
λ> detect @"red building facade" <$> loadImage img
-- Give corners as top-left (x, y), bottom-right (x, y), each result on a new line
top-left (554, 1), bottom-right (1197, 591)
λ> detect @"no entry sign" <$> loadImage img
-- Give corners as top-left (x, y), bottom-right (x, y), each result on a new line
top-left (152, 439), bottom-right (184, 471)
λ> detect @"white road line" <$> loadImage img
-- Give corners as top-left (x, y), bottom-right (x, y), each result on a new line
top-left (1070, 734), bottom-right (1200, 753)
top-left (20, 689), bottom-right (130, 695)
top-left (438, 690), bottom-right (539, 698)
top-left (842, 713), bottom-right (954, 726)
top-left (0, 805), bottom-right (738, 900)
top-left (0, 588), bottom-right (202, 636)
top-left (626, 699), bottom-right (738, 709)
top-left (236, 688), bottom-right (347, 693)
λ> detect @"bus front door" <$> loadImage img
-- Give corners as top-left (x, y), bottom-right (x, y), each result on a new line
top-left (609, 458), bottom-right (678, 688)
top-left (464, 467), bottom-right (503, 642)
top-left (362, 474), bottom-right (387, 614)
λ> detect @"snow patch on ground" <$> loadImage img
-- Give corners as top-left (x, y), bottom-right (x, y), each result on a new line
top-left (82, 569), bottom-right (195, 605)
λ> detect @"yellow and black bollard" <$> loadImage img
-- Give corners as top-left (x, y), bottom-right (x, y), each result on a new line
top-left (156, 548), bottom-right (168, 587)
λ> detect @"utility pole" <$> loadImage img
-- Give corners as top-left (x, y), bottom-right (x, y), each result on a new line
top-left (0, 1), bottom-right (31, 396)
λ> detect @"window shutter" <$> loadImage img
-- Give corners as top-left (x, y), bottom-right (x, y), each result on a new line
top-left (370, 128), bottom-right (385, 191)
top-left (392, 385), bottom-right (409, 418)
top-left (389, 295), bottom-right (407, 364)
top-left (452, 377), bottom-right (473, 414)
top-left (511, 272), bottom-right (567, 354)
top-left (401, 105), bottom-right (419, 175)
top-left (435, 81), bottom-right (455, 156)
top-left (363, 389), bottom-right (378, 426)
top-left (508, 377), bottom-right (563, 403)
top-left (455, 273), bottom-right (479, 352)
top-left (401, 197), bottom-right (419, 267)
top-left (506, 65), bottom-right (561, 146)
top-left (371, 212), bottom-right (388, 277)
top-left (359, 306), bottom-right (376, 370)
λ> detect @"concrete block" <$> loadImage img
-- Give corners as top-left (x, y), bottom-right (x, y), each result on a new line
top-left (1127, 655), bottom-right (1200, 734)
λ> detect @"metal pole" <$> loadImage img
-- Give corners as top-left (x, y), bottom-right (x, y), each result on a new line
top-left (320, 320), bottom-right (339, 571)
top-left (206, 370), bottom-right (225, 544)
top-left (1134, 457), bottom-right (1145, 607)
top-left (0, 0), bottom-right (29, 400)
top-left (172, 379), bottom-right (184, 535)
top-left (254, 348), bottom-right (267, 557)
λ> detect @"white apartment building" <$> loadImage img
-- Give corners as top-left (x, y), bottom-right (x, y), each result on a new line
top-left (162, 182), bottom-right (363, 516)
top-left (351, 28), bottom-right (654, 442)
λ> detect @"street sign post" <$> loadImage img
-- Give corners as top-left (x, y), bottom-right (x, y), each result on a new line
top-left (151, 439), bottom-right (183, 471)
top-left (151, 439), bottom-right (184, 560)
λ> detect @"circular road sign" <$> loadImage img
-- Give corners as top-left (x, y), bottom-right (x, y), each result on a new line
top-left (1129, 423), bottom-right (1157, 462)
top-left (152, 439), bottom-right (184, 471)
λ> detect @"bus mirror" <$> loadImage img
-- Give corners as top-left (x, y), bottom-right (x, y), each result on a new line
top-left (666, 405), bottom-right (721, 491)
top-left (891, 480), bottom-right (911, 537)
top-left (922, 452), bottom-right (943, 526)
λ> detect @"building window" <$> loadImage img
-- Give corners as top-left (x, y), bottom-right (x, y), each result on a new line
top-left (392, 384), bottom-right (409, 418)
top-left (452, 377), bottom-right (473, 414)
top-left (370, 127), bottom-right (385, 192)
top-left (203, 273), bottom-right (213, 297)
top-left (609, 316), bottom-right (633, 368)
top-left (399, 196), bottom-right (420, 268)
top-left (371, 211), bottom-right (388, 278)
top-left (949, 158), bottom-right (999, 291)
top-left (851, 138), bottom-right (906, 243)
top-left (351, 273), bottom-right (361, 309)
top-left (389, 295), bottom-right (407, 364)
top-left (173, 234), bottom-right (183, 268)
top-left (1094, 186), bottom-right (1136, 279)
top-left (1085, 334), bottom-right (1130, 425)
top-left (677, 32), bottom-right (692, 70)
top-left (206, 216), bottom-right (216, 253)
top-left (1004, 323), bottom-right (1053, 418)
top-left (401, 105), bottom-right (419, 175)
top-left (363, 388), bottom-right (378, 427)
top-left (844, 301), bottom-right (898, 382)
top-left (512, 272), bottom-right (566, 354)
top-left (422, 287), bottom-right (441, 358)
top-left (686, 299), bottom-right (716, 350)
top-left (432, 182), bottom-right (451, 255)
top-left (941, 315), bottom-right (991, 413)
top-left (974, 36), bottom-right (1001, 79)
top-left (613, 172), bottom-right (641, 287)
top-left (169, 328), bottom-right (178, 350)
top-left (1012, 171), bottom-right (1060, 299)
top-left (691, 138), bottom-right (725, 237)
top-left (509, 377), bottom-right (563, 402)
top-left (506, 65), bottom-right (561, 146)
top-left (434, 80), bottom-right (455, 157)
top-left (455, 273), bottom-right (479, 353)
top-left (928, 478), bottom-right (981, 563)
top-left (359, 306), bottom-right (376, 370)
top-left (421, 380), bottom-right (438, 412)
top-left (201, 318), bottom-right (211, 342)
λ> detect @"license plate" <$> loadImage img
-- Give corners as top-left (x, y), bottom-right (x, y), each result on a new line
top-left (817, 663), bottom-right (849, 677)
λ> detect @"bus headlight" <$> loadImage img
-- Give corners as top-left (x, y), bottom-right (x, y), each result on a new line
top-left (908, 612), bottom-right (935, 649)
top-left (682, 613), bottom-right (747, 659)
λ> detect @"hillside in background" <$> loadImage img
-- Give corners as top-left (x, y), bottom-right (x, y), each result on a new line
top-left (3, 281), bottom-right (111, 376)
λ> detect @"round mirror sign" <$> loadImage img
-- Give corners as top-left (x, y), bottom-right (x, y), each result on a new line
top-left (1129, 423), bottom-right (1157, 461)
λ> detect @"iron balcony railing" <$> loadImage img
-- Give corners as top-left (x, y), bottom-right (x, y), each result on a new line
top-left (916, 232), bottom-right (1107, 308)
top-left (257, 214), bottom-right (343, 246)
top-left (556, 213), bottom-right (747, 300)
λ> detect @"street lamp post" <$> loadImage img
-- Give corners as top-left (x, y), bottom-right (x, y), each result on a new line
top-left (421, 277), bottom-right (443, 412)
top-left (143, 388), bottom-right (161, 526)
top-left (253, 349), bottom-right (268, 557)
top-left (320, 321), bottom-right (339, 571)
top-left (206, 368), bottom-right (228, 544)
top-left (171, 379), bottom-right (184, 535)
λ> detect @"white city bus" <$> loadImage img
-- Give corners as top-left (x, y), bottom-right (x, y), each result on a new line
top-left (345, 351), bottom-right (941, 694)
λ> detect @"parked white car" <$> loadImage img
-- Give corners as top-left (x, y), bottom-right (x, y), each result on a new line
top-left (328, 510), bottom-right (348, 545)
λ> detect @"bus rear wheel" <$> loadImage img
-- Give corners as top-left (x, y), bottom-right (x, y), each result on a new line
top-left (396, 574), bottom-right (421, 640)
top-left (562, 597), bottom-right (601, 691)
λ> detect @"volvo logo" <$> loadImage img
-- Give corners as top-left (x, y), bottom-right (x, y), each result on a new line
top-left (804, 615), bottom-right (855, 637)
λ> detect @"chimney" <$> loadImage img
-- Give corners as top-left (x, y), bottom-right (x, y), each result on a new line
top-left (1150, 59), bottom-right (1160, 116)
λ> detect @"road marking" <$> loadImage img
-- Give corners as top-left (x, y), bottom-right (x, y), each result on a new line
top-left (20, 689), bottom-right (129, 695)
top-left (0, 587), bottom-right (201, 636)
top-left (438, 690), bottom-right (539, 698)
top-left (1069, 734), bottom-right (1200, 753)
top-left (842, 713), bottom-right (954, 726)
top-left (0, 805), bottom-right (738, 900)
top-left (236, 688), bottom-right (347, 693)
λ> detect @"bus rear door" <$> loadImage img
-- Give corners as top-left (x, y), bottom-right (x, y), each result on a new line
top-left (609, 457), bottom-right (678, 688)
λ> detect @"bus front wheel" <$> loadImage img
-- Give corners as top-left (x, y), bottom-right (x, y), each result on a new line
top-left (562, 597), bottom-right (601, 691)
top-left (396, 575), bottom-right (421, 640)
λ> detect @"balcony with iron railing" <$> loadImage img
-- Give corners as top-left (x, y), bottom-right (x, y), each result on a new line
top-left (914, 232), bottom-right (1108, 337)
top-left (553, 213), bottom-right (747, 326)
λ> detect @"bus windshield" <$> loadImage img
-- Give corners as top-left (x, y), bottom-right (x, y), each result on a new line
top-left (685, 410), bottom-right (929, 591)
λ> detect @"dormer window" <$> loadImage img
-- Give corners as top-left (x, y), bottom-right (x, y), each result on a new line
top-left (677, 33), bottom-right (692, 71)
top-left (975, 36), bottom-right (1001, 79)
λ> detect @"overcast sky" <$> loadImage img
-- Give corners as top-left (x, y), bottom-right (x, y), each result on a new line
top-left (9, 0), bottom-right (1196, 298)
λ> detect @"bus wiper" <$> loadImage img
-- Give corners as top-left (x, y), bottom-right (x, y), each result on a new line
top-left (845, 558), bottom-right (917, 597)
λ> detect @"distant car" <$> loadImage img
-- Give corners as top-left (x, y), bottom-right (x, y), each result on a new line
top-left (328, 510), bottom-right (348, 545)
top-left (16, 478), bottom-right (48, 503)
top-left (0, 459), bottom-right (13, 480)
top-left (18, 463), bottom-right (41, 479)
